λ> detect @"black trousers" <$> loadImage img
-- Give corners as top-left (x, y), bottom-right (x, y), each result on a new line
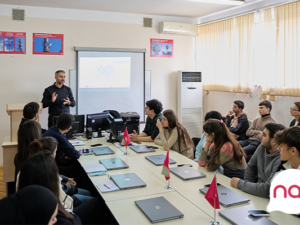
top-left (238, 139), bottom-right (261, 162)
top-left (73, 197), bottom-right (118, 225)
top-left (48, 114), bottom-right (59, 128)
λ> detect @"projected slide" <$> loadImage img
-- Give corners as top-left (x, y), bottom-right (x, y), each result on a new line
top-left (79, 57), bottom-right (131, 88)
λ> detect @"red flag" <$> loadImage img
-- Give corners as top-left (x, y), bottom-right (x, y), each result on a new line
top-left (122, 127), bottom-right (131, 148)
top-left (161, 150), bottom-right (170, 181)
top-left (205, 175), bottom-right (220, 209)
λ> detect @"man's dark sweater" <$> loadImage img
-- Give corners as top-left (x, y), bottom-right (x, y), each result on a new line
top-left (226, 113), bottom-right (249, 140)
top-left (43, 126), bottom-right (80, 164)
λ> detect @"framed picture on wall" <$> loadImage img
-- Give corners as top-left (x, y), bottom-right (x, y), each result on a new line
top-left (0, 31), bottom-right (26, 54)
top-left (33, 33), bottom-right (64, 55)
top-left (150, 38), bottom-right (173, 58)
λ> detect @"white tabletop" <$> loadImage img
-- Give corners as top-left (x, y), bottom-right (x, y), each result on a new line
top-left (73, 135), bottom-right (299, 225)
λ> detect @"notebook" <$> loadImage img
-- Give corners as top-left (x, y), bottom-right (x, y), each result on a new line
top-left (69, 140), bottom-right (85, 146)
top-left (97, 182), bottom-right (120, 193)
top-left (82, 164), bottom-right (107, 173)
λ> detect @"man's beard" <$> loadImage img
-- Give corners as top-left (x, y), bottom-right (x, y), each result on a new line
top-left (262, 140), bottom-right (272, 150)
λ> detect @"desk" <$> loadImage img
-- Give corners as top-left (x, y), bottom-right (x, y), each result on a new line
top-left (2, 136), bottom-right (17, 183)
top-left (106, 192), bottom-right (214, 225)
top-left (73, 136), bottom-right (299, 225)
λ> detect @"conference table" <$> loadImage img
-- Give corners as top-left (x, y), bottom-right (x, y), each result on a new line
top-left (75, 134), bottom-right (299, 225)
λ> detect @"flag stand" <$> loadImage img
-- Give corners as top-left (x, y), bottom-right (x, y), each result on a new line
top-left (164, 179), bottom-right (173, 189)
top-left (208, 198), bottom-right (221, 225)
top-left (209, 172), bottom-right (221, 225)
top-left (124, 147), bottom-right (130, 155)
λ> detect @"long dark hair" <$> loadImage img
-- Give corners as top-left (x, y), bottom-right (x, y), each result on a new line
top-left (15, 121), bottom-right (41, 172)
top-left (203, 119), bottom-right (246, 168)
top-left (163, 109), bottom-right (194, 152)
top-left (30, 137), bottom-right (58, 154)
top-left (18, 151), bottom-right (75, 223)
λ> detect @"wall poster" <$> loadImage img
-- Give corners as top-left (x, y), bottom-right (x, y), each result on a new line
top-left (150, 38), bottom-right (173, 58)
top-left (0, 31), bottom-right (26, 54)
top-left (33, 33), bottom-right (64, 55)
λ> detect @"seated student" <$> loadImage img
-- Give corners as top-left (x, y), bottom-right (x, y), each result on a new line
top-left (0, 185), bottom-right (58, 225)
top-left (289, 102), bottom-right (300, 127)
top-left (195, 111), bottom-right (224, 162)
top-left (273, 126), bottom-right (300, 175)
top-left (17, 151), bottom-right (81, 225)
top-left (198, 119), bottom-right (247, 179)
top-left (154, 109), bottom-right (194, 159)
top-left (14, 120), bottom-right (42, 175)
top-left (230, 123), bottom-right (285, 198)
top-left (18, 151), bottom-right (113, 225)
top-left (239, 100), bottom-right (275, 160)
top-left (43, 112), bottom-right (80, 167)
top-left (226, 100), bottom-right (249, 140)
top-left (20, 102), bottom-right (46, 134)
top-left (130, 99), bottom-right (163, 142)
top-left (30, 137), bottom-right (92, 206)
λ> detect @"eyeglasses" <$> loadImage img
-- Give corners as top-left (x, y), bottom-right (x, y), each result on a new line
top-left (290, 107), bottom-right (300, 112)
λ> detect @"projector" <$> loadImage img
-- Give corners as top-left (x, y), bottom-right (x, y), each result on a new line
top-left (120, 112), bottom-right (140, 124)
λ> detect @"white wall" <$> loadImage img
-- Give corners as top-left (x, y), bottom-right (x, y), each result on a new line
top-left (0, 4), bottom-right (196, 165)
top-left (204, 88), bottom-right (299, 127)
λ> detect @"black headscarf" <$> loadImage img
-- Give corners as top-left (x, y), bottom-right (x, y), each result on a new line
top-left (0, 185), bottom-right (57, 224)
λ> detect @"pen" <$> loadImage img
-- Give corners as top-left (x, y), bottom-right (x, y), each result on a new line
top-left (104, 184), bottom-right (110, 189)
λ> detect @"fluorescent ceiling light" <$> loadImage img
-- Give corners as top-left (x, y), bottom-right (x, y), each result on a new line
top-left (187, 0), bottom-right (245, 5)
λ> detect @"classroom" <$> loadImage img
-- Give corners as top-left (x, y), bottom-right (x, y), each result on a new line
top-left (0, 0), bottom-right (300, 224)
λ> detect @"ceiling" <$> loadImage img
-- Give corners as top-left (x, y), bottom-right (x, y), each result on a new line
top-left (0, 0), bottom-right (258, 18)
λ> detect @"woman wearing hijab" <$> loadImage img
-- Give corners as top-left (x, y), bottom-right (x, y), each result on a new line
top-left (0, 185), bottom-right (58, 224)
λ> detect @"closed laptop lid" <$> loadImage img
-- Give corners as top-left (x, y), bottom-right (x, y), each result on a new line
top-left (110, 173), bottom-right (146, 189)
top-left (170, 166), bottom-right (206, 180)
top-left (130, 145), bottom-right (155, 153)
top-left (92, 146), bottom-right (114, 155)
top-left (219, 206), bottom-right (277, 225)
top-left (135, 197), bottom-right (184, 223)
top-left (145, 154), bottom-right (176, 166)
top-left (200, 185), bottom-right (249, 206)
top-left (99, 158), bottom-right (128, 170)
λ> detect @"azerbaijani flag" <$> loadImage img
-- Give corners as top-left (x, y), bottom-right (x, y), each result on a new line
top-left (161, 150), bottom-right (170, 181)
top-left (122, 127), bottom-right (131, 148)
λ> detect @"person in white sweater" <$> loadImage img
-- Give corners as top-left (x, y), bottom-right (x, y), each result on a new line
top-left (154, 109), bottom-right (194, 159)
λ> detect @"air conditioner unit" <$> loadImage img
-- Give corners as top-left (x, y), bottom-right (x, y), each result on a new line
top-left (177, 71), bottom-right (203, 138)
top-left (159, 22), bottom-right (198, 36)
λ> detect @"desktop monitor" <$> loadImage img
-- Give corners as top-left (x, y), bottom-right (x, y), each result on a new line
top-left (108, 115), bottom-right (124, 142)
top-left (52, 114), bottom-right (85, 134)
top-left (86, 112), bottom-right (110, 132)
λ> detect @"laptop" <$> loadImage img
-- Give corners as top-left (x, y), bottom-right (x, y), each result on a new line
top-left (92, 146), bottom-right (115, 155)
top-left (110, 173), bottom-right (146, 190)
top-left (135, 196), bottom-right (184, 223)
top-left (145, 154), bottom-right (176, 166)
top-left (219, 206), bottom-right (277, 225)
top-left (170, 166), bottom-right (206, 180)
top-left (99, 158), bottom-right (129, 170)
top-left (130, 145), bottom-right (155, 153)
top-left (200, 184), bottom-right (250, 207)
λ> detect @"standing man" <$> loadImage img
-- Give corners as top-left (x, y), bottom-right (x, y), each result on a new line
top-left (42, 70), bottom-right (76, 128)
